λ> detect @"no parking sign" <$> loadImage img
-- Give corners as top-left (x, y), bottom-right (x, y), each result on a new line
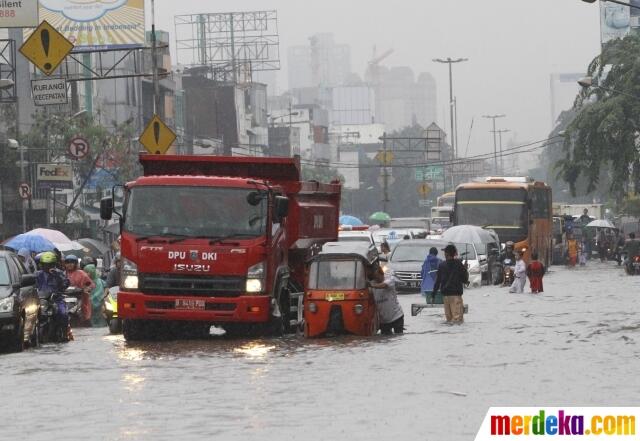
top-left (68, 136), bottom-right (90, 160)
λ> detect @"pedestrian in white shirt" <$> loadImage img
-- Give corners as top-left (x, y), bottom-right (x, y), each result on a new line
top-left (509, 251), bottom-right (527, 293)
top-left (370, 267), bottom-right (404, 334)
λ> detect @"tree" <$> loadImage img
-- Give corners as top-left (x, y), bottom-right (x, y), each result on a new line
top-left (557, 35), bottom-right (640, 202)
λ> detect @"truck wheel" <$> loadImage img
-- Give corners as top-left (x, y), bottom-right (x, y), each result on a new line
top-left (123, 319), bottom-right (147, 341)
top-left (108, 319), bottom-right (121, 334)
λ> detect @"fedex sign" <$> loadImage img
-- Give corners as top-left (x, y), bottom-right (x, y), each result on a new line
top-left (37, 164), bottom-right (73, 189)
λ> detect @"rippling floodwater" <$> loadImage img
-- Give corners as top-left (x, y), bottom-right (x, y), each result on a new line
top-left (2, 263), bottom-right (639, 441)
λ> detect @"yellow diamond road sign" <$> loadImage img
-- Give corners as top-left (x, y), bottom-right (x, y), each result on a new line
top-left (418, 183), bottom-right (432, 196)
top-left (19, 20), bottom-right (74, 76)
top-left (375, 150), bottom-right (394, 165)
top-left (139, 115), bottom-right (177, 155)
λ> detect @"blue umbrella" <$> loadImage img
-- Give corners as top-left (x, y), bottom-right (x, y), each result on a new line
top-left (4, 233), bottom-right (56, 253)
top-left (339, 215), bottom-right (364, 226)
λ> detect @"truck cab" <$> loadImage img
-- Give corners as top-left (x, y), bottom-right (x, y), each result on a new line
top-left (101, 154), bottom-right (340, 340)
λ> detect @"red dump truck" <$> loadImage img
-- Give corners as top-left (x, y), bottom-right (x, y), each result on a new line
top-left (100, 154), bottom-right (341, 340)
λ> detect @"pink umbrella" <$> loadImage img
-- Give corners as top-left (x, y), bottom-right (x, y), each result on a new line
top-left (26, 228), bottom-right (72, 244)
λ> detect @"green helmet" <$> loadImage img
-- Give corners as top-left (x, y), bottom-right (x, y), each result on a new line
top-left (40, 251), bottom-right (57, 264)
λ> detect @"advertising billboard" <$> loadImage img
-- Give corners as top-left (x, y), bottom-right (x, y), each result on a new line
top-left (38, 0), bottom-right (144, 50)
top-left (600, 1), bottom-right (630, 45)
top-left (631, 0), bottom-right (640, 30)
top-left (0, 0), bottom-right (38, 28)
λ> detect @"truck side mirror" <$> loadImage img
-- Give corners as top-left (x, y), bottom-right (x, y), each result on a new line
top-left (100, 197), bottom-right (114, 220)
top-left (274, 196), bottom-right (289, 220)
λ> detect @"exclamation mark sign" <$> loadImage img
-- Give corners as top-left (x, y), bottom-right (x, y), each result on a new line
top-left (153, 121), bottom-right (161, 154)
top-left (41, 29), bottom-right (51, 71)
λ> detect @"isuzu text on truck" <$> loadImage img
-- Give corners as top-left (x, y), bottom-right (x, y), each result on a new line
top-left (100, 154), bottom-right (341, 340)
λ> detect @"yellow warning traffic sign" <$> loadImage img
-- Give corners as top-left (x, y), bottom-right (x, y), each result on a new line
top-left (19, 21), bottom-right (73, 76)
top-left (139, 115), bottom-right (177, 155)
top-left (418, 183), bottom-right (432, 196)
top-left (375, 150), bottom-right (394, 165)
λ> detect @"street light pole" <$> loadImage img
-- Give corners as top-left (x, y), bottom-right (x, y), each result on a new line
top-left (433, 57), bottom-right (468, 159)
top-left (578, 76), bottom-right (640, 101)
top-left (19, 142), bottom-right (27, 232)
top-left (491, 129), bottom-right (511, 175)
top-left (483, 114), bottom-right (506, 175)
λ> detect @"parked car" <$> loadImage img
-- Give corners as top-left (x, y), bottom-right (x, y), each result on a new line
top-left (0, 250), bottom-right (39, 352)
top-left (386, 239), bottom-right (483, 293)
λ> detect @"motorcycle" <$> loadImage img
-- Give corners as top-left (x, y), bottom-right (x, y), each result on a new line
top-left (104, 286), bottom-right (122, 334)
top-left (38, 289), bottom-right (72, 343)
top-left (625, 255), bottom-right (640, 275)
top-left (65, 287), bottom-right (90, 328)
top-left (502, 258), bottom-right (515, 287)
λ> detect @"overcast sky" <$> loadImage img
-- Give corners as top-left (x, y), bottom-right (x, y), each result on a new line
top-left (149, 0), bottom-right (601, 162)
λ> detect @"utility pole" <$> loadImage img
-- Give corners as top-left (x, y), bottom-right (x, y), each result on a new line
top-left (151, 0), bottom-right (161, 116)
top-left (483, 114), bottom-right (506, 175)
top-left (382, 133), bottom-right (390, 214)
top-left (491, 129), bottom-right (510, 175)
top-left (433, 57), bottom-right (468, 159)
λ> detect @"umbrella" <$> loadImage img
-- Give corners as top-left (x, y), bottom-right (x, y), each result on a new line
top-left (26, 228), bottom-right (72, 244)
top-left (77, 238), bottom-right (110, 258)
top-left (586, 219), bottom-right (616, 229)
top-left (441, 225), bottom-right (496, 247)
top-left (369, 212), bottom-right (391, 223)
top-left (58, 241), bottom-right (87, 254)
top-left (4, 233), bottom-right (56, 253)
top-left (339, 215), bottom-right (364, 226)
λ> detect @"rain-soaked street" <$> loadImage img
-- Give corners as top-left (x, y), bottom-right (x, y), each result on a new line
top-left (3, 262), bottom-right (640, 441)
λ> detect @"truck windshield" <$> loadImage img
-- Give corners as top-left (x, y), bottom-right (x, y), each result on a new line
top-left (123, 186), bottom-right (267, 238)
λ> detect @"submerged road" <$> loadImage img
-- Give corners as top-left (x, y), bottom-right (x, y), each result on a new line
top-left (2, 262), bottom-right (639, 441)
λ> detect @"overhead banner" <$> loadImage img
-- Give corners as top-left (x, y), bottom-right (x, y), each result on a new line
top-left (37, 0), bottom-right (145, 50)
top-left (37, 163), bottom-right (73, 189)
top-left (31, 78), bottom-right (68, 106)
top-left (0, 0), bottom-right (39, 28)
top-left (600, 1), bottom-right (630, 46)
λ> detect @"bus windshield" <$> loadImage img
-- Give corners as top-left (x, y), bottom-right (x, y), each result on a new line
top-left (124, 186), bottom-right (267, 238)
top-left (456, 188), bottom-right (528, 242)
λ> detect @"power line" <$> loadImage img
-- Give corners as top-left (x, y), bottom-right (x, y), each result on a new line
top-left (299, 135), bottom-right (563, 169)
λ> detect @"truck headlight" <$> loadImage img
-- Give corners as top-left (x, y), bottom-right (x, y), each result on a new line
top-left (0, 296), bottom-right (14, 313)
top-left (121, 258), bottom-right (139, 291)
top-left (246, 261), bottom-right (265, 294)
top-left (246, 279), bottom-right (263, 293)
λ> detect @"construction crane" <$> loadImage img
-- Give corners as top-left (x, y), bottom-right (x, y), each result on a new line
top-left (366, 46), bottom-right (394, 86)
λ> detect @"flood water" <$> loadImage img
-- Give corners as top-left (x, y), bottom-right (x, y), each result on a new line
top-left (2, 263), bottom-right (639, 441)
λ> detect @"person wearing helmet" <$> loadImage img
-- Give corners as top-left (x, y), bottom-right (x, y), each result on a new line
top-left (65, 254), bottom-right (96, 323)
top-left (36, 252), bottom-right (70, 296)
top-left (106, 252), bottom-right (122, 289)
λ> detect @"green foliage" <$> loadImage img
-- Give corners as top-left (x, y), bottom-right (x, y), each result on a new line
top-left (559, 35), bottom-right (640, 201)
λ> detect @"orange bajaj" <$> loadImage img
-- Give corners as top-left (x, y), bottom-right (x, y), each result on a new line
top-left (304, 242), bottom-right (379, 337)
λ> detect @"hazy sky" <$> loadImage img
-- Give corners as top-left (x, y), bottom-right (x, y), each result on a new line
top-left (149, 0), bottom-right (601, 161)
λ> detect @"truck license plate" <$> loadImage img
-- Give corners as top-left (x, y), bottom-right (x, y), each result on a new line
top-left (175, 299), bottom-right (206, 310)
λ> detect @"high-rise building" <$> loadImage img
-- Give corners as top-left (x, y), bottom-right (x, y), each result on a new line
top-left (374, 66), bottom-right (437, 131)
top-left (287, 33), bottom-right (351, 89)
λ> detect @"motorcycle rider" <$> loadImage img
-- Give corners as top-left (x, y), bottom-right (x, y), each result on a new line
top-left (36, 252), bottom-right (72, 340)
top-left (500, 241), bottom-right (516, 262)
top-left (622, 233), bottom-right (640, 272)
top-left (64, 254), bottom-right (95, 324)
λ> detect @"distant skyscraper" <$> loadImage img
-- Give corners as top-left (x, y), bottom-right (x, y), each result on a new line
top-left (287, 33), bottom-right (351, 90)
top-left (374, 66), bottom-right (437, 131)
